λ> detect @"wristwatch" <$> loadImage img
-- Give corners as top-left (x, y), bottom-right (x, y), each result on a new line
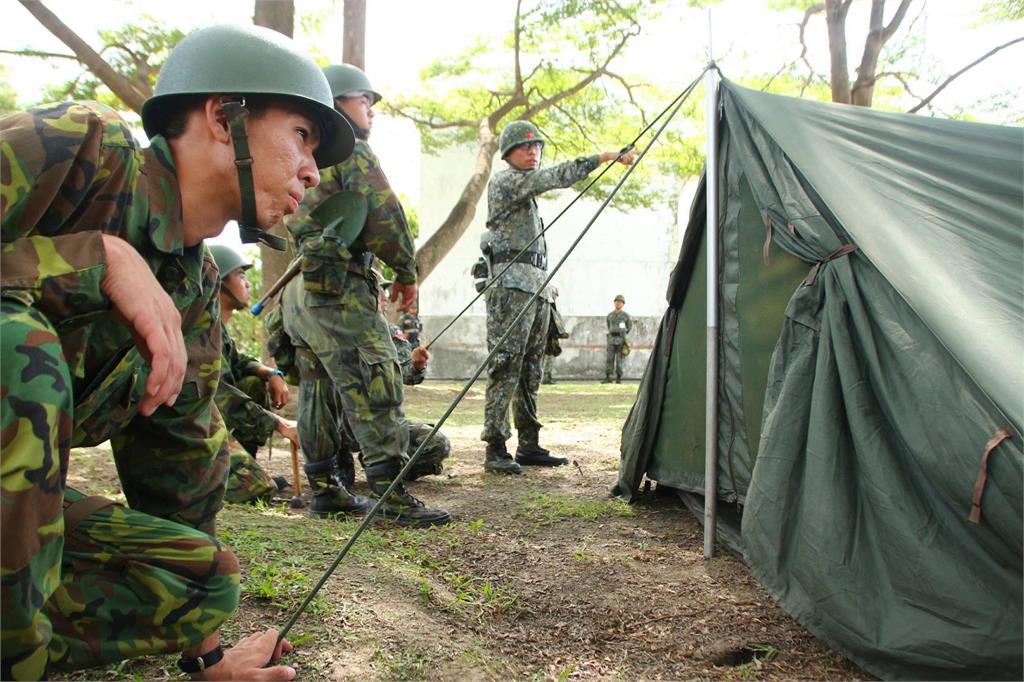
top-left (266, 369), bottom-right (284, 378)
top-left (177, 645), bottom-right (224, 674)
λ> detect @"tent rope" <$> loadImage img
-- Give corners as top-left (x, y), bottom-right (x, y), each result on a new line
top-left (271, 68), bottom-right (708, 654)
top-left (968, 427), bottom-right (1013, 524)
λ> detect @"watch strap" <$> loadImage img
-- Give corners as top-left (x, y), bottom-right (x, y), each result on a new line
top-left (178, 644), bottom-right (224, 674)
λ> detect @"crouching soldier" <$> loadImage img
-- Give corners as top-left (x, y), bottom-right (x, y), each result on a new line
top-left (0, 24), bottom-right (353, 680)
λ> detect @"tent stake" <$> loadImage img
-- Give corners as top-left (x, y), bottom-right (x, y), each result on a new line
top-left (703, 49), bottom-right (720, 559)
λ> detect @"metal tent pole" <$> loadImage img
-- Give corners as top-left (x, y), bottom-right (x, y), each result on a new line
top-left (703, 43), bottom-right (720, 559)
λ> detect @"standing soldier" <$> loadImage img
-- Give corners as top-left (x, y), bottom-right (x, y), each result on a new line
top-left (1, 24), bottom-right (353, 680)
top-left (399, 303), bottom-right (423, 347)
top-left (280, 64), bottom-right (450, 527)
top-left (603, 294), bottom-right (632, 384)
top-left (209, 245), bottom-right (294, 503)
top-left (481, 121), bottom-right (636, 474)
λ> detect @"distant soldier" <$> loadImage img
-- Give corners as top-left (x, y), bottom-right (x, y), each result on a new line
top-left (399, 303), bottom-right (423, 347)
top-left (481, 121), bottom-right (636, 474)
top-left (1, 24), bottom-right (353, 680)
top-left (281, 64), bottom-right (449, 527)
top-left (209, 245), bottom-right (294, 502)
top-left (604, 294), bottom-right (632, 384)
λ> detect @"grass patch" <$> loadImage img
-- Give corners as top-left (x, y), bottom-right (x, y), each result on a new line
top-left (517, 490), bottom-right (636, 526)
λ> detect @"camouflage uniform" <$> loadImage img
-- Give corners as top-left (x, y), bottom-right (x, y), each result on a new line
top-left (216, 322), bottom-right (278, 503)
top-left (281, 139), bottom-right (417, 483)
top-left (482, 155), bottom-right (600, 446)
top-left (605, 309), bottom-right (632, 381)
top-left (0, 102), bottom-right (236, 678)
top-left (398, 310), bottom-right (423, 347)
top-left (292, 325), bottom-right (449, 487)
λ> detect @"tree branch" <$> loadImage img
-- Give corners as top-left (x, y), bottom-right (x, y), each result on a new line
top-left (908, 36), bottom-right (1024, 113)
top-left (17, 0), bottom-right (148, 112)
top-left (385, 103), bottom-right (476, 130)
top-left (0, 47), bottom-right (77, 59)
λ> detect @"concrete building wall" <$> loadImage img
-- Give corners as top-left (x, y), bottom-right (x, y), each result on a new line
top-left (414, 145), bottom-right (691, 379)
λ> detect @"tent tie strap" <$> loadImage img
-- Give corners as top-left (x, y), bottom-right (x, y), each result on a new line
top-left (762, 213), bottom-right (773, 265)
top-left (802, 243), bottom-right (858, 286)
top-left (968, 427), bottom-right (1013, 524)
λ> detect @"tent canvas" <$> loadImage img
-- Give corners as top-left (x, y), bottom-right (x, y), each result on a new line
top-left (615, 79), bottom-right (1023, 680)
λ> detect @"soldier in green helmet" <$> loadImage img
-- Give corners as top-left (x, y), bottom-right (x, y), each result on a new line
top-left (280, 64), bottom-right (450, 527)
top-left (603, 294), bottom-right (632, 383)
top-left (208, 244), bottom-right (294, 503)
top-left (480, 121), bottom-right (636, 474)
top-left (0, 23), bottom-right (352, 680)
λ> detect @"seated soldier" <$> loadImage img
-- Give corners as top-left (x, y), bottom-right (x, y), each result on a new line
top-left (209, 244), bottom-right (296, 503)
top-left (1, 24), bottom-right (354, 680)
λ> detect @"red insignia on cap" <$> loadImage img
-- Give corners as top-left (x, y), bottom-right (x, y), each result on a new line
top-left (525, 131), bottom-right (534, 138)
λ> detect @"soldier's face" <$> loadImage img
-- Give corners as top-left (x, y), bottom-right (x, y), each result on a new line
top-left (506, 141), bottom-right (542, 170)
top-left (614, 300), bottom-right (624, 311)
top-left (223, 268), bottom-right (252, 308)
top-left (245, 104), bottom-right (322, 228)
top-left (337, 94), bottom-right (374, 137)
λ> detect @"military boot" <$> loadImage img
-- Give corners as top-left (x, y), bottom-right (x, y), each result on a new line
top-left (364, 462), bottom-right (452, 528)
top-left (304, 460), bottom-right (375, 518)
top-left (515, 433), bottom-right (568, 467)
top-left (601, 375), bottom-right (613, 384)
top-left (333, 448), bottom-right (356, 489)
top-left (484, 440), bottom-right (522, 475)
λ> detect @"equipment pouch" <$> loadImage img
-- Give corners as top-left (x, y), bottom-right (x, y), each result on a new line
top-left (471, 256), bottom-right (490, 293)
top-left (619, 338), bottom-right (631, 358)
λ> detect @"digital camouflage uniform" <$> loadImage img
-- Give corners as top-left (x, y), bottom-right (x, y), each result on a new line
top-left (605, 309), bottom-right (632, 381)
top-left (482, 155), bottom-right (600, 447)
top-left (281, 139), bottom-right (416, 482)
top-left (398, 310), bottom-right (423, 347)
top-left (216, 323), bottom-right (278, 503)
top-left (0, 102), bottom-right (238, 678)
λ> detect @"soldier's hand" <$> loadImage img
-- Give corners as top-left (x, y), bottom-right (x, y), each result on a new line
top-left (195, 629), bottom-right (294, 680)
top-left (267, 373), bottom-right (290, 409)
top-left (411, 345), bottom-right (430, 370)
top-left (275, 418), bottom-right (300, 449)
top-left (389, 282), bottom-right (418, 312)
top-left (615, 149), bottom-right (637, 166)
top-left (101, 235), bottom-right (186, 417)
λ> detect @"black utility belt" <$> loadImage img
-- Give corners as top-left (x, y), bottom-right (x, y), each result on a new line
top-left (491, 250), bottom-right (547, 269)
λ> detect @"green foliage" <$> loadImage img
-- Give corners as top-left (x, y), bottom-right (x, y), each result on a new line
top-left (0, 66), bottom-right (18, 114)
top-left (517, 490), bottom-right (636, 526)
top-left (980, 0), bottom-right (1024, 21)
top-left (388, 0), bottom-right (706, 211)
top-left (39, 18), bottom-right (184, 110)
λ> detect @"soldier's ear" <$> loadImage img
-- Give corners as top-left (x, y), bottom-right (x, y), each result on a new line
top-left (203, 96), bottom-right (233, 145)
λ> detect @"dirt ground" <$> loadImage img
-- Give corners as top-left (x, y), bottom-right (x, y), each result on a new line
top-left (60, 380), bottom-right (866, 681)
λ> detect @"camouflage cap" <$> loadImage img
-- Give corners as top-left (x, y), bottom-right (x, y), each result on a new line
top-left (499, 121), bottom-right (545, 158)
top-left (614, 294), bottom-right (625, 303)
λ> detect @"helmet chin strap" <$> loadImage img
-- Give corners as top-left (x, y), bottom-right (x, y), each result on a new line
top-left (339, 109), bottom-right (370, 141)
top-left (221, 98), bottom-right (289, 251)
top-left (221, 284), bottom-right (248, 311)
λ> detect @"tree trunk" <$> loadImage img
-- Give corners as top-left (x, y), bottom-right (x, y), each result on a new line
top-left (851, 0), bottom-right (913, 107)
top-left (253, 0), bottom-right (296, 315)
top-left (415, 122), bottom-right (499, 282)
top-left (343, 0), bottom-right (367, 68)
top-left (824, 0), bottom-right (852, 103)
top-left (18, 0), bottom-right (149, 112)
top-left (253, 0), bottom-right (294, 37)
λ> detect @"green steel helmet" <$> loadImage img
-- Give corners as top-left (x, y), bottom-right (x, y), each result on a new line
top-left (209, 244), bottom-right (253, 280)
top-left (323, 64), bottom-right (382, 104)
top-left (141, 24), bottom-right (353, 168)
top-left (499, 121), bottom-right (545, 158)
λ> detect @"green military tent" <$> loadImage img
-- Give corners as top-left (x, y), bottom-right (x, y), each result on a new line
top-left (614, 79), bottom-right (1023, 680)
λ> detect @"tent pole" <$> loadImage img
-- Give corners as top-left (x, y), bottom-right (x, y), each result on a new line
top-left (703, 58), bottom-right (719, 560)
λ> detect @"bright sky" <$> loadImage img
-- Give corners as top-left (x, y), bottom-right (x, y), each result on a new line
top-left (3, 0), bottom-right (1020, 249)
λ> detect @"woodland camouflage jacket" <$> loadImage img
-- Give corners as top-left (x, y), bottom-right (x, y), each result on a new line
top-left (0, 101), bottom-right (228, 533)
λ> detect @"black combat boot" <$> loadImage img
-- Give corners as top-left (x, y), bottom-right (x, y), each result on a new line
top-left (364, 462), bottom-right (452, 528)
top-left (601, 375), bottom-right (613, 384)
top-left (304, 460), bottom-right (375, 518)
top-left (515, 432), bottom-right (568, 467)
top-left (484, 440), bottom-right (522, 475)
top-left (333, 448), bottom-right (356, 489)
top-left (614, 376), bottom-right (622, 384)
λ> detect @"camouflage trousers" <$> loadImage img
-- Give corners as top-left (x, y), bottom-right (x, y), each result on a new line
top-left (481, 287), bottom-right (550, 444)
top-left (605, 337), bottom-right (625, 379)
top-left (0, 301), bottom-right (239, 679)
top-left (281, 273), bottom-right (408, 477)
top-left (542, 354), bottom-right (556, 382)
top-left (294, 361), bottom-right (449, 482)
